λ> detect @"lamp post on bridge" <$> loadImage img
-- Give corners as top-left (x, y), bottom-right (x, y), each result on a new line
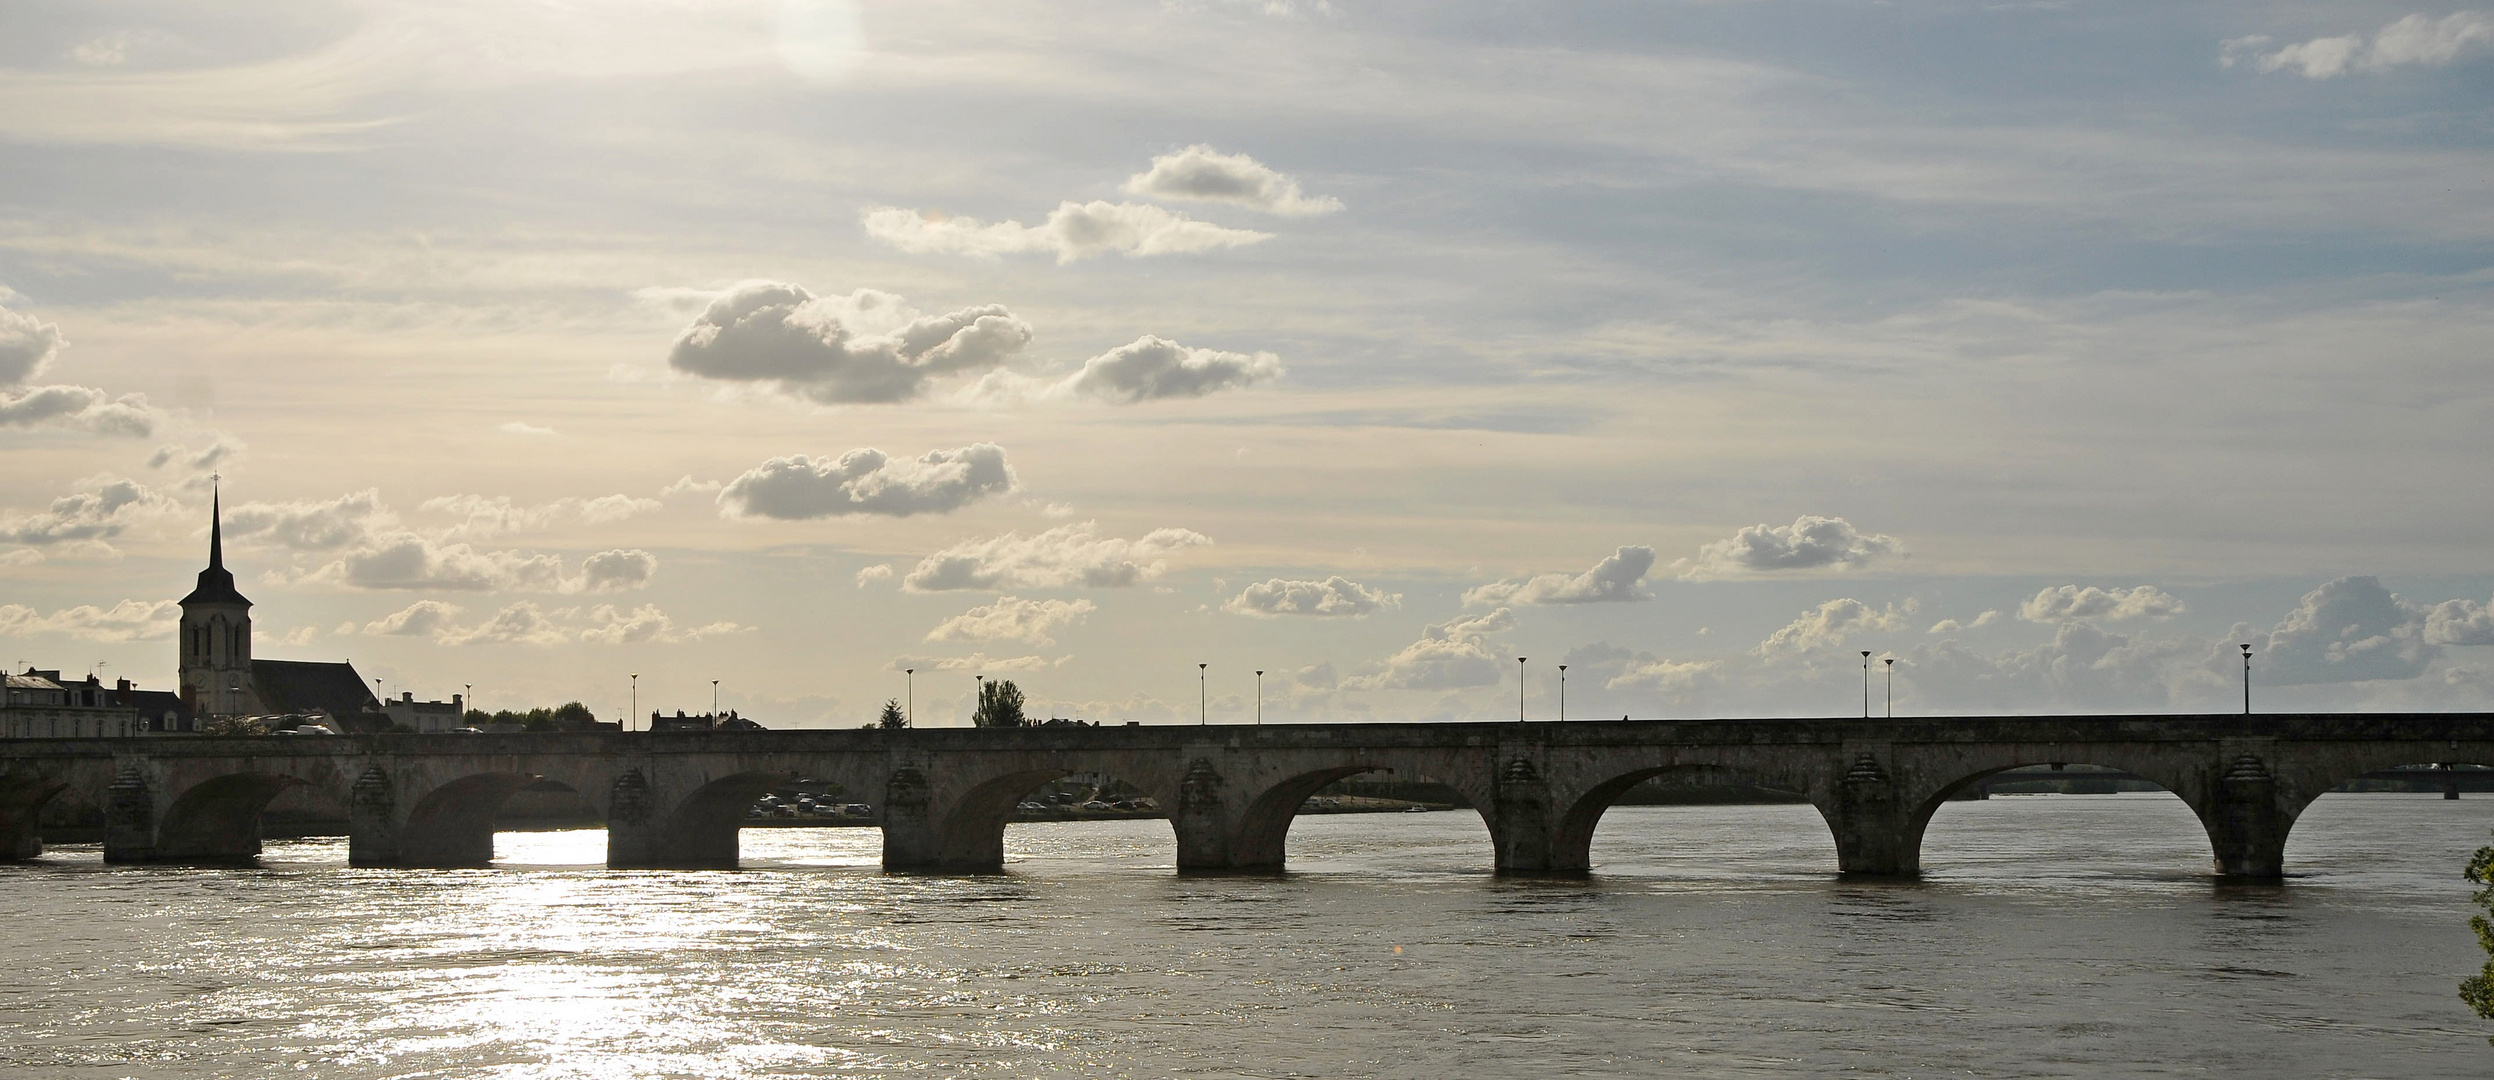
top-left (1198, 663), bottom-right (1208, 725)
top-left (1255, 670), bottom-right (1263, 726)
top-left (1883, 658), bottom-right (1894, 718)
top-left (1860, 651), bottom-right (1871, 719)
top-left (627, 675), bottom-right (636, 732)
top-left (1517, 657), bottom-right (1528, 722)
top-left (1558, 664), bottom-right (1567, 722)
top-left (905, 668), bottom-right (914, 728)
top-left (2240, 643), bottom-right (2254, 715)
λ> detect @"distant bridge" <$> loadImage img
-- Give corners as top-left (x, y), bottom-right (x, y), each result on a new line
top-left (4, 713), bottom-right (2490, 879)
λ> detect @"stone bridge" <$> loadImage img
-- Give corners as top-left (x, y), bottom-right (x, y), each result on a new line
top-left (3, 713), bottom-right (2490, 879)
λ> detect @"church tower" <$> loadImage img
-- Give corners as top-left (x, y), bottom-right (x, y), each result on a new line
top-left (178, 486), bottom-right (256, 718)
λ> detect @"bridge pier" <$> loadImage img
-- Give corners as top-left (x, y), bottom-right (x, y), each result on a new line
top-left (1827, 752), bottom-right (1918, 877)
top-left (2204, 754), bottom-right (2287, 880)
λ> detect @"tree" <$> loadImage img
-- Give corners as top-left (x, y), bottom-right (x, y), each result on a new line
top-left (552, 701), bottom-right (596, 727)
top-left (2465, 833), bottom-right (2494, 1040)
top-left (878, 698), bottom-right (908, 729)
top-left (971, 679), bottom-right (1028, 728)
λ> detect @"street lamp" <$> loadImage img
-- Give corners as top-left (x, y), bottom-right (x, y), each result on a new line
top-left (1518, 657), bottom-right (1528, 722)
top-left (1558, 664), bottom-right (1567, 722)
top-left (1198, 663), bottom-right (1208, 725)
top-left (1255, 670), bottom-right (1263, 726)
top-left (628, 674), bottom-right (636, 732)
top-left (2240, 643), bottom-right (2254, 715)
top-left (905, 667), bottom-right (914, 728)
top-left (1860, 651), bottom-right (1871, 719)
top-left (711, 679), bottom-right (720, 718)
top-left (1883, 658), bottom-right (1894, 718)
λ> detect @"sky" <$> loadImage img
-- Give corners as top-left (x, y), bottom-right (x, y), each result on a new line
top-left (2, 0), bottom-right (2492, 727)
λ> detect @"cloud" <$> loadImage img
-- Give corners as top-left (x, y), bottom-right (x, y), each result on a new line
top-left (1345, 608), bottom-right (1516, 691)
top-left (2256, 575), bottom-right (2436, 684)
top-left (0, 303), bottom-right (66, 384)
top-left (420, 493), bottom-right (662, 540)
top-left (2224, 13), bottom-right (2493, 78)
top-left (925, 596), bottom-right (1097, 646)
top-left (902, 522), bottom-right (1211, 591)
top-left (1225, 576), bottom-right (1399, 617)
top-left (360, 599), bottom-right (740, 645)
top-left (666, 283), bottom-right (1033, 403)
top-left (148, 439), bottom-right (242, 475)
top-left (498, 421), bottom-right (557, 436)
top-left (1755, 598), bottom-right (1910, 658)
top-left (438, 602), bottom-right (571, 646)
top-left (363, 600), bottom-right (463, 637)
top-left (575, 603), bottom-right (747, 645)
top-left (970, 336), bottom-right (1284, 405)
top-left (0, 599), bottom-right (180, 643)
top-left (2427, 597), bottom-right (2494, 646)
top-left (887, 652), bottom-right (1060, 673)
top-left (288, 535), bottom-right (657, 593)
top-left (0, 384), bottom-right (160, 436)
top-left (1121, 145), bottom-right (1343, 216)
top-left (862, 201), bottom-right (1271, 263)
top-left (224, 489), bottom-right (394, 551)
top-left (1930, 610), bottom-right (2002, 634)
top-left (0, 303), bottom-right (160, 437)
top-left (855, 564), bottom-right (895, 587)
top-left (2018, 585), bottom-right (2187, 623)
top-left (1680, 516), bottom-right (1902, 578)
top-left (718, 444), bottom-right (1015, 519)
top-left (1465, 546), bottom-right (1656, 606)
top-left (1909, 621), bottom-right (2195, 713)
top-left (0, 479), bottom-right (174, 546)
top-left (1606, 657), bottom-right (1724, 696)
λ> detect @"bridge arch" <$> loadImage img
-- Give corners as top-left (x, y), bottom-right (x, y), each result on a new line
top-left (0, 775), bottom-right (70, 860)
top-left (1904, 759), bottom-right (2207, 879)
top-left (1222, 764), bottom-right (1393, 870)
top-left (152, 772), bottom-right (306, 863)
top-left (608, 769), bottom-right (796, 869)
top-left (1554, 763), bottom-right (1825, 873)
top-left (394, 772), bottom-right (548, 868)
top-left (2279, 753), bottom-right (2494, 875)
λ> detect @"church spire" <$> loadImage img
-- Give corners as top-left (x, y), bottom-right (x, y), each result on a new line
top-left (209, 479), bottom-right (224, 571)
top-left (179, 476), bottom-right (250, 609)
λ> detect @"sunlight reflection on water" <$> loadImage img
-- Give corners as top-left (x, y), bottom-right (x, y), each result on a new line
top-left (3, 795), bottom-right (2491, 1077)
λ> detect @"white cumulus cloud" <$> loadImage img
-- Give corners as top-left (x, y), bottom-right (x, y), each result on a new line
top-left (1344, 608), bottom-right (1516, 691)
top-left (0, 599), bottom-right (180, 643)
top-left (362, 600), bottom-right (463, 637)
top-left (887, 652), bottom-right (1060, 673)
top-left (1121, 145), bottom-right (1343, 216)
top-left (969, 336), bottom-right (1284, 405)
top-left (862, 201), bottom-right (1270, 263)
top-left (289, 535), bottom-right (656, 594)
top-left (2019, 585), bottom-right (2187, 623)
top-left (718, 444), bottom-right (1015, 520)
top-left (0, 478), bottom-right (174, 547)
top-left (1756, 598), bottom-right (1911, 658)
top-left (1464, 546), bottom-right (1656, 606)
top-left (903, 522), bottom-right (1211, 591)
top-left (925, 596), bottom-right (1097, 646)
top-left (2224, 12), bottom-right (2493, 78)
top-left (666, 282), bottom-right (1033, 403)
top-left (1225, 576), bottom-right (1399, 617)
top-left (1680, 516), bottom-right (1902, 578)
top-left (0, 302), bottom-right (160, 436)
top-left (2427, 597), bottom-right (2494, 646)
top-left (2256, 575), bottom-right (2436, 684)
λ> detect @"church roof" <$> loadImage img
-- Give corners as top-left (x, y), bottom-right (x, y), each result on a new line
top-left (178, 488), bottom-right (252, 608)
top-left (252, 660), bottom-right (380, 727)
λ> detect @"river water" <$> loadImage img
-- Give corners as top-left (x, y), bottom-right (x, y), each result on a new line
top-left (4, 793), bottom-right (2492, 1078)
